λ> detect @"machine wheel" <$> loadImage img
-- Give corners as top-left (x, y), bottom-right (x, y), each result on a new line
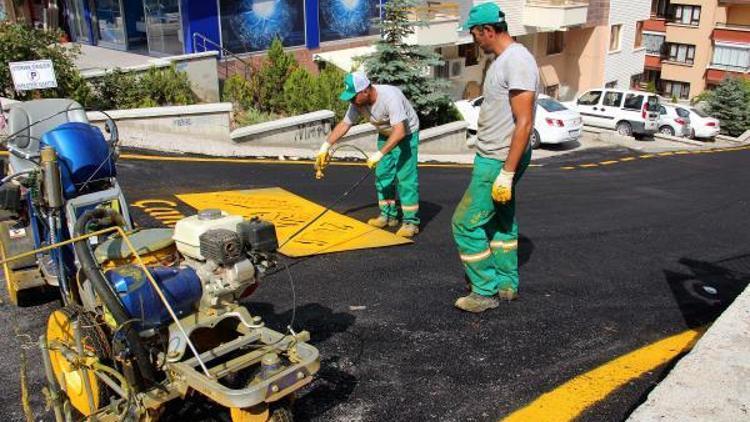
top-left (47, 306), bottom-right (112, 417)
top-left (616, 121), bottom-right (633, 137)
top-left (659, 126), bottom-right (675, 136)
top-left (530, 129), bottom-right (541, 149)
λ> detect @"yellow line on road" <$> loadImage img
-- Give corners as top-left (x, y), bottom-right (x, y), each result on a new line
top-left (561, 166), bottom-right (577, 170)
top-left (502, 328), bottom-right (704, 422)
top-left (599, 160), bottom-right (619, 165)
top-left (639, 154), bottom-right (656, 158)
top-left (579, 163), bottom-right (599, 168)
top-left (619, 157), bottom-right (636, 162)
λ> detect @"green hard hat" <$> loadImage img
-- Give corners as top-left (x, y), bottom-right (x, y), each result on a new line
top-left (461, 3), bottom-right (506, 31)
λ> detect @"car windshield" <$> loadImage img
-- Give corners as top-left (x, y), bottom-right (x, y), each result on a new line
top-left (691, 108), bottom-right (709, 118)
top-left (538, 98), bottom-right (568, 112)
top-left (646, 96), bottom-right (660, 111)
top-left (676, 107), bottom-right (690, 118)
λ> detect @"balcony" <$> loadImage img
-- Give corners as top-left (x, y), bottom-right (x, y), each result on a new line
top-left (706, 68), bottom-right (750, 85)
top-left (522, 0), bottom-right (589, 30)
top-left (405, 2), bottom-right (461, 46)
top-left (643, 19), bottom-right (667, 33)
top-left (713, 23), bottom-right (750, 44)
top-left (719, 0), bottom-right (750, 5)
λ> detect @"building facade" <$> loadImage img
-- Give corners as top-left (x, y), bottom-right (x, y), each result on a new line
top-left (643, 0), bottom-right (750, 100)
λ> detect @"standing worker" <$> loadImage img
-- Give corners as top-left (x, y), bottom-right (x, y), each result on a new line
top-left (314, 72), bottom-right (421, 238)
top-left (452, 3), bottom-right (539, 312)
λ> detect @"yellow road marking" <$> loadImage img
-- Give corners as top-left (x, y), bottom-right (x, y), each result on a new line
top-left (580, 164), bottom-right (599, 168)
top-left (561, 166), bottom-right (576, 170)
top-left (639, 154), bottom-right (656, 158)
top-left (658, 152), bottom-right (675, 156)
top-left (502, 328), bottom-right (705, 422)
top-left (599, 160), bottom-right (618, 165)
top-left (619, 157), bottom-right (636, 162)
top-left (177, 188), bottom-right (411, 257)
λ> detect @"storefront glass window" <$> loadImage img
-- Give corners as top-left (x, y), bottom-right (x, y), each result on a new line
top-left (319, 0), bottom-right (381, 43)
top-left (220, 0), bottom-right (305, 54)
top-left (144, 0), bottom-right (183, 55)
top-left (96, 0), bottom-right (128, 47)
top-left (0, 1), bottom-right (7, 21)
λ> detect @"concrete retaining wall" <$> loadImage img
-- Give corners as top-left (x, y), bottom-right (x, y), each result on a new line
top-left (87, 103), bottom-right (234, 155)
top-left (81, 51), bottom-right (221, 103)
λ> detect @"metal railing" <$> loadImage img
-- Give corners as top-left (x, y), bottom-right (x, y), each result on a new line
top-left (192, 33), bottom-right (253, 80)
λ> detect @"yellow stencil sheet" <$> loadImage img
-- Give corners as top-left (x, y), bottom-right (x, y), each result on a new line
top-left (177, 188), bottom-right (412, 257)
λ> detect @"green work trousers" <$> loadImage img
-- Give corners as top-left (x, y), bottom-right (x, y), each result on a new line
top-left (451, 150), bottom-right (532, 296)
top-left (375, 132), bottom-right (420, 225)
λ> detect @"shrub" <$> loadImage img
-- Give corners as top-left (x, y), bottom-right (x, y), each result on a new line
top-left (0, 22), bottom-right (90, 104)
top-left (314, 65), bottom-right (348, 121)
top-left (88, 69), bottom-right (141, 110)
top-left (88, 66), bottom-right (196, 110)
top-left (705, 77), bottom-right (750, 137)
top-left (283, 68), bottom-right (318, 116)
top-left (256, 38), bottom-right (297, 113)
top-left (222, 74), bottom-right (255, 110)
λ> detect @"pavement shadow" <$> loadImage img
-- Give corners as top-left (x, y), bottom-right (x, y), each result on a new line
top-left (540, 140), bottom-right (581, 152)
top-left (519, 234), bottom-right (535, 268)
top-left (663, 254), bottom-right (750, 328)
top-left (342, 200), bottom-right (442, 230)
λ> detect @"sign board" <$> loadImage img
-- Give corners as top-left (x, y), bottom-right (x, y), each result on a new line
top-left (9, 60), bottom-right (58, 91)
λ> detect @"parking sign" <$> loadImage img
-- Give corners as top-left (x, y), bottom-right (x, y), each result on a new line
top-left (9, 60), bottom-right (58, 91)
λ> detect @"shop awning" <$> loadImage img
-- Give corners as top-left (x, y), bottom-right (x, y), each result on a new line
top-left (539, 65), bottom-right (560, 87)
top-left (313, 46), bottom-right (377, 72)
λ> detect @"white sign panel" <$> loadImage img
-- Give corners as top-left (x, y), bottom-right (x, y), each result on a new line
top-left (9, 60), bottom-right (58, 91)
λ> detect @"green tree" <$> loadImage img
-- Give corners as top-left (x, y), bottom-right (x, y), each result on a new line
top-left (283, 68), bottom-right (317, 115)
top-left (256, 38), bottom-right (298, 113)
top-left (0, 22), bottom-right (90, 104)
top-left (88, 69), bottom-right (141, 110)
top-left (222, 74), bottom-right (255, 110)
top-left (313, 65), bottom-right (348, 121)
top-left (360, 0), bottom-right (455, 128)
top-left (138, 65), bottom-right (196, 107)
top-left (705, 77), bottom-right (750, 137)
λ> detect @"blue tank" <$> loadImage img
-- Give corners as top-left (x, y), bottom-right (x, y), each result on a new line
top-left (105, 266), bottom-right (203, 329)
top-left (39, 122), bottom-right (116, 199)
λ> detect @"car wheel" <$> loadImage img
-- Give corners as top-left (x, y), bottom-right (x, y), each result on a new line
top-left (530, 129), bottom-right (541, 149)
top-left (659, 126), bottom-right (675, 136)
top-left (616, 121), bottom-right (633, 137)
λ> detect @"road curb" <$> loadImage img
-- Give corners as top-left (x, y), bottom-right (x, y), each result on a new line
top-left (627, 283), bottom-right (750, 421)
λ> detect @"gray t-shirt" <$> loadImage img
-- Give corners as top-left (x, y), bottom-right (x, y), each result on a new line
top-left (476, 43), bottom-right (540, 160)
top-left (343, 84), bottom-right (420, 136)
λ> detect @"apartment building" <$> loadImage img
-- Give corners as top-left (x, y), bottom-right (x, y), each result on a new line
top-left (425, 0), bottom-right (651, 101)
top-left (643, 0), bottom-right (750, 99)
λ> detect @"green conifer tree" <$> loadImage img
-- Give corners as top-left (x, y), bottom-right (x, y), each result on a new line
top-left (706, 78), bottom-right (750, 137)
top-left (360, 0), bottom-right (456, 128)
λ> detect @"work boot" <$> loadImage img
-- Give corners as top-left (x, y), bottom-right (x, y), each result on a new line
top-left (454, 293), bottom-right (499, 313)
top-left (368, 215), bottom-right (398, 228)
top-left (396, 223), bottom-right (419, 238)
top-left (497, 288), bottom-right (519, 302)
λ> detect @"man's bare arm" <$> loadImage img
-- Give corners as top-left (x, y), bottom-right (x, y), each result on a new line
top-left (378, 122), bottom-right (406, 154)
top-left (326, 120), bottom-right (353, 146)
top-left (504, 90), bottom-right (535, 171)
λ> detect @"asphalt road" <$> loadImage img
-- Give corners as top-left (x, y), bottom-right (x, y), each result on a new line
top-left (2, 145), bottom-right (749, 421)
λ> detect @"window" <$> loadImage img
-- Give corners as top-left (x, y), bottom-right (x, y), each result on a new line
top-left (676, 107), bottom-right (690, 118)
top-left (610, 25), bottom-right (622, 51)
top-left (434, 61), bottom-right (450, 79)
top-left (624, 94), bottom-right (644, 110)
top-left (644, 33), bottom-right (666, 55)
top-left (546, 31), bottom-right (564, 55)
top-left (602, 91), bottom-right (623, 107)
top-left (538, 97), bottom-right (568, 112)
top-left (459, 43), bottom-right (479, 67)
top-left (671, 5), bottom-right (700, 26)
top-left (578, 90), bottom-right (602, 106)
top-left (667, 43), bottom-right (696, 64)
top-left (652, 0), bottom-right (670, 18)
top-left (663, 80), bottom-right (690, 99)
top-left (711, 45), bottom-right (750, 72)
top-left (634, 21), bottom-right (644, 48)
top-left (545, 84), bottom-right (560, 98)
top-left (631, 73), bottom-right (643, 89)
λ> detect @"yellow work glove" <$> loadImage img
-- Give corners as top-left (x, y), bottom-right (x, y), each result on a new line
top-left (366, 151), bottom-right (383, 169)
top-left (491, 169), bottom-right (515, 204)
top-left (314, 142), bottom-right (331, 179)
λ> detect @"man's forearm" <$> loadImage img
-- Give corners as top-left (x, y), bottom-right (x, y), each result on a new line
top-left (379, 124), bottom-right (406, 155)
top-left (503, 121), bottom-right (532, 172)
top-left (327, 121), bottom-right (352, 145)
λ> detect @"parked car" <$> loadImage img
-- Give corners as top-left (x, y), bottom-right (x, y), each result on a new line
top-left (454, 94), bottom-right (583, 149)
top-left (687, 107), bottom-right (720, 140)
top-left (566, 88), bottom-right (661, 138)
top-left (657, 104), bottom-right (691, 137)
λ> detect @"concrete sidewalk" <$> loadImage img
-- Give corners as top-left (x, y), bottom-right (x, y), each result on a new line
top-left (628, 284), bottom-right (750, 421)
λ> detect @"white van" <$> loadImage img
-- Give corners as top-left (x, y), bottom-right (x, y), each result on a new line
top-left (569, 89), bottom-right (661, 138)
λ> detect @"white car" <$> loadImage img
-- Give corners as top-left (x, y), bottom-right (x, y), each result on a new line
top-left (657, 104), bottom-right (691, 137)
top-left (454, 94), bottom-right (583, 149)
top-left (687, 107), bottom-right (720, 140)
top-left (566, 88), bottom-right (661, 138)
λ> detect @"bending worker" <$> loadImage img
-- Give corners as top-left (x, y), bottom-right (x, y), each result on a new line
top-left (315, 72), bottom-right (421, 238)
top-left (452, 3), bottom-right (539, 312)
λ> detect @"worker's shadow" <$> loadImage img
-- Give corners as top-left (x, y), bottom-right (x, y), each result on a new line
top-left (664, 254), bottom-right (750, 328)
